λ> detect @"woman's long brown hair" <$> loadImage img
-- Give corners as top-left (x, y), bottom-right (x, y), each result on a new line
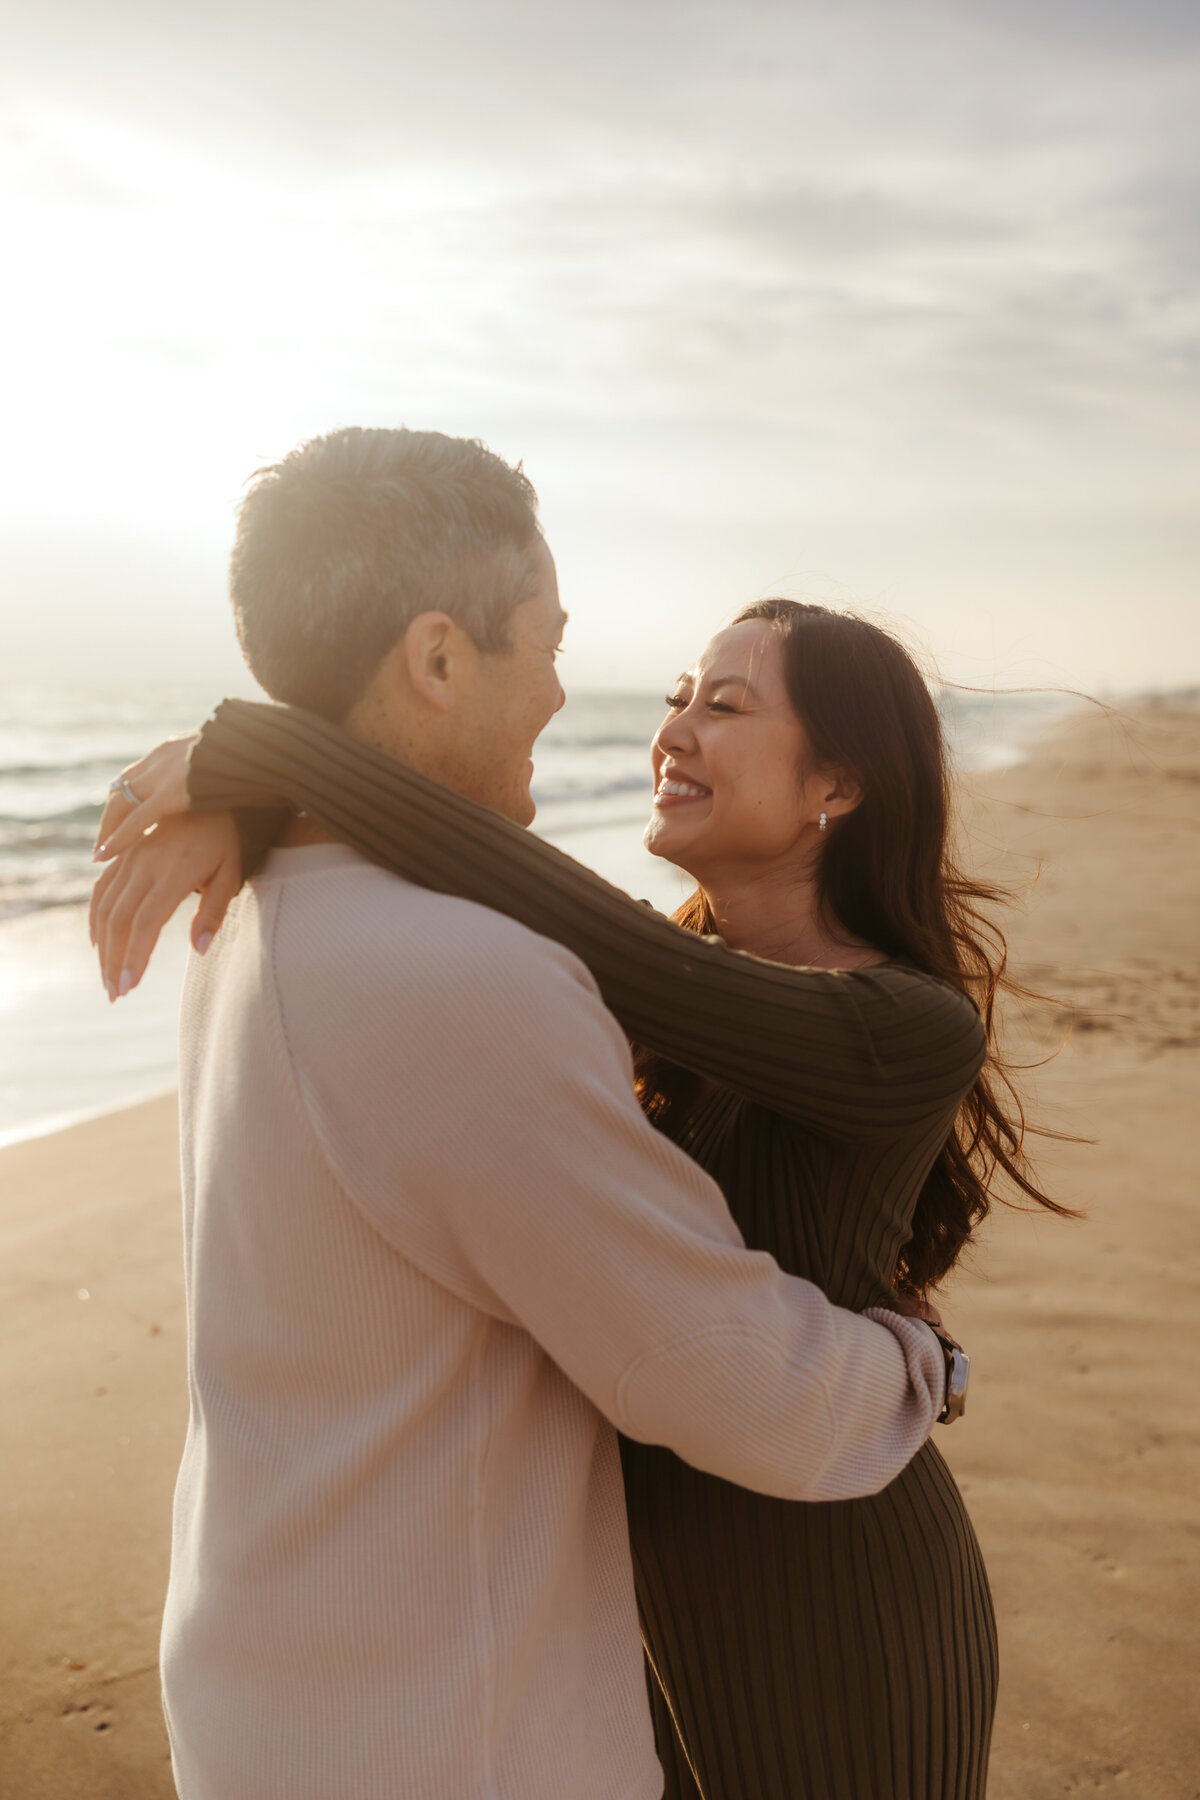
top-left (634, 598), bottom-right (1076, 1296)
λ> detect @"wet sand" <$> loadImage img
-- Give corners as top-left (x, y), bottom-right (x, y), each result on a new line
top-left (1, 699), bottom-right (1197, 1798)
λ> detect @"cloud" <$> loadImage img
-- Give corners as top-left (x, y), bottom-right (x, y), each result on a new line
top-left (5, 0), bottom-right (1197, 170)
top-left (1, 0), bottom-right (1197, 688)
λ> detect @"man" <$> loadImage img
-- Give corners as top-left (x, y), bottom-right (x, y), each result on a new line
top-left (93, 428), bottom-right (957, 1800)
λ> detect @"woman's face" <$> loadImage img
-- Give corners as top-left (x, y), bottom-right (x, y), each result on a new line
top-left (645, 620), bottom-right (823, 880)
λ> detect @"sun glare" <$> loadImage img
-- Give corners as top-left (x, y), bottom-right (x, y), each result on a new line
top-left (2, 112), bottom-right (509, 528)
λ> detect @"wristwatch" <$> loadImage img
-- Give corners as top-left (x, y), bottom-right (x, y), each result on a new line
top-left (933, 1329), bottom-right (969, 1424)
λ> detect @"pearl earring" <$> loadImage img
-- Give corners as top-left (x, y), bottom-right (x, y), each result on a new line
top-left (819, 811), bottom-right (828, 832)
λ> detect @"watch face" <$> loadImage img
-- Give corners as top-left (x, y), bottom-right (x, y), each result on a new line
top-left (934, 1335), bottom-right (969, 1424)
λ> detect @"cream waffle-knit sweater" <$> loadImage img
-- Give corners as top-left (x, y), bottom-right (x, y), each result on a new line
top-left (161, 843), bottom-right (945, 1800)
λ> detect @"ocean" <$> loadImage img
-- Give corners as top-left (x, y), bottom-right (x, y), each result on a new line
top-left (0, 684), bottom-right (1076, 1146)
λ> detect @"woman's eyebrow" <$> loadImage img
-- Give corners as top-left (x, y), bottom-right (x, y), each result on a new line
top-left (707, 673), bottom-right (759, 700)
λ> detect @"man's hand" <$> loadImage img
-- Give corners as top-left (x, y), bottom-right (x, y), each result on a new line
top-left (93, 733), bottom-right (198, 861)
top-left (91, 813), bottom-right (243, 1000)
top-left (891, 1290), bottom-right (944, 1331)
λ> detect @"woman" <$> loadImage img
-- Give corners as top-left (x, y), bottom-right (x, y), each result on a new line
top-left (94, 601), bottom-right (1062, 1798)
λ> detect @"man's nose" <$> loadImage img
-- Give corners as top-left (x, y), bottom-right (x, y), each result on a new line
top-left (553, 677), bottom-right (566, 714)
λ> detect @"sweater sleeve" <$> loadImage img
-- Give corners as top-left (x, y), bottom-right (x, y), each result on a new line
top-left (273, 878), bottom-right (946, 1502)
top-left (189, 697), bottom-right (987, 1139)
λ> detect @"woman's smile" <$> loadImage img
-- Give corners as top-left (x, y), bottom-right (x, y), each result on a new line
top-left (654, 771), bottom-right (712, 807)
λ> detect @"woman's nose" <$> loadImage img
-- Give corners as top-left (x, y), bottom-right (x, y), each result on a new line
top-left (654, 707), bottom-right (696, 759)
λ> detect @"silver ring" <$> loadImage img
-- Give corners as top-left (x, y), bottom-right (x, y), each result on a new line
top-left (109, 776), bottom-right (141, 806)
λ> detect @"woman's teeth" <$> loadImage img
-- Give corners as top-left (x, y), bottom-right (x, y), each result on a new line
top-left (657, 778), bottom-right (709, 798)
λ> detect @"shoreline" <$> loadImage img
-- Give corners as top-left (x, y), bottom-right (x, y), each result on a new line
top-left (0, 711), bottom-right (1105, 1154)
top-left (0, 689), bottom-right (1082, 1149)
top-left (0, 686), bottom-right (1186, 1167)
top-left (0, 1085), bottom-right (178, 1155)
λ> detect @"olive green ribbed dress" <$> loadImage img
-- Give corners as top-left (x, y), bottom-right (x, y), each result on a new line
top-left (190, 699), bottom-right (999, 1800)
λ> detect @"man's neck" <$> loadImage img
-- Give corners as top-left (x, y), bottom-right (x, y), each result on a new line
top-left (279, 812), bottom-right (340, 848)
top-left (278, 697), bottom-right (427, 848)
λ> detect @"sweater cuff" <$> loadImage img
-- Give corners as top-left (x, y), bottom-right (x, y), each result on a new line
top-left (863, 1308), bottom-right (945, 1428)
top-left (187, 704), bottom-right (293, 877)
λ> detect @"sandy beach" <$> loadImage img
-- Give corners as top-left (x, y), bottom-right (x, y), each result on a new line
top-left (1, 700), bottom-right (1197, 1799)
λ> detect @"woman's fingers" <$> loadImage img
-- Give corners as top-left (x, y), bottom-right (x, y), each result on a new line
top-left (88, 856), bottom-right (121, 947)
top-left (122, 852), bottom-right (240, 992)
top-left (189, 857), bottom-right (240, 956)
top-left (120, 877), bottom-right (199, 995)
top-left (93, 796), bottom-right (161, 862)
top-left (97, 860), bottom-right (158, 1000)
top-left (93, 733), bottom-right (198, 857)
top-left (94, 784), bottom-right (138, 853)
top-left (92, 813), bottom-right (244, 998)
top-left (92, 850), bottom-right (139, 979)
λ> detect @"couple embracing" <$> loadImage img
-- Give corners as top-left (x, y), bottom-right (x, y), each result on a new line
top-left (94, 426), bottom-right (1057, 1798)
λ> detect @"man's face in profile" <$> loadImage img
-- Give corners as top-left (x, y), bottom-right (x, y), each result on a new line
top-left (447, 538), bottom-right (568, 827)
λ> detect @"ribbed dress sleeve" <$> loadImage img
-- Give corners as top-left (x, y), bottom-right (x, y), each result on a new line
top-left (188, 698), bottom-right (987, 1139)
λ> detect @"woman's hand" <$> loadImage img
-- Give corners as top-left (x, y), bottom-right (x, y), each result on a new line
top-left (93, 732), bottom-right (198, 860)
top-left (90, 812), bottom-right (243, 1000)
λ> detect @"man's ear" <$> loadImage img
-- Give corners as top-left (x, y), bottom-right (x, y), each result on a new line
top-left (397, 612), bottom-right (469, 713)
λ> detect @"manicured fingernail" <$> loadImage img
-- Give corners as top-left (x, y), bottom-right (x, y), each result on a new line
top-left (196, 932), bottom-right (213, 955)
top-left (92, 845), bottom-right (106, 862)
top-left (105, 979), bottom-right (116, 1002)
top-left (119, 970), bottom-right (134, 996)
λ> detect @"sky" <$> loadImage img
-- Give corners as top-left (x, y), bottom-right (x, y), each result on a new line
top-left (2, 0), bottom-right (1198, 696)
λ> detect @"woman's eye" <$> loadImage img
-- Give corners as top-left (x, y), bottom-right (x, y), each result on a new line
top-left (664, 692), bottom-right (736, 713)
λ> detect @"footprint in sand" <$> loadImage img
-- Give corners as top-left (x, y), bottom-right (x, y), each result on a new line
top-left (61, 1697), bottom-right (116, 1734)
